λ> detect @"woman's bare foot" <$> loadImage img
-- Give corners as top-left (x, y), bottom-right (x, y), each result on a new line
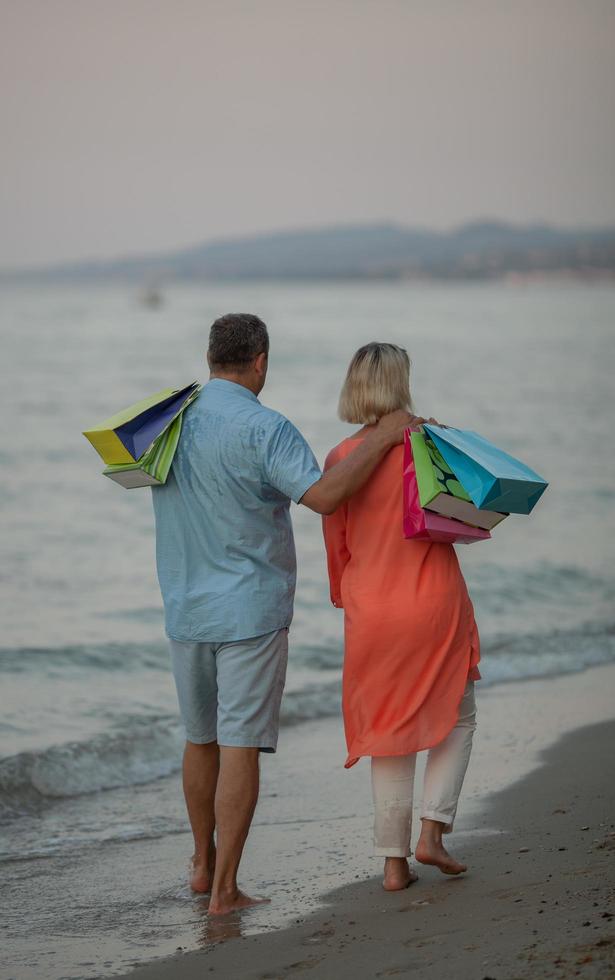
top-left (208, 888), bottom-right (270, 916)
top-left (415, 839), bottom-right (467, 875)
top-left (382, 857), bottom-right (419, 891)
top-left (189, 851), bottom-right (216, 893)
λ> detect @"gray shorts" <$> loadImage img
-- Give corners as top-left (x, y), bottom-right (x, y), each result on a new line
top-left (169, 628), bottom-right (288, 752)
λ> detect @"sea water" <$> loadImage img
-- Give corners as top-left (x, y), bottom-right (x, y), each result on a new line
top-left (1, 280), bottom-right (614, 977)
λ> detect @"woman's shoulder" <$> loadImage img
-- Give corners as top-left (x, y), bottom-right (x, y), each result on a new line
top-left (324, 435), bottom-right (363, 470)
top-left (325, 431), bottom-right (407, 471)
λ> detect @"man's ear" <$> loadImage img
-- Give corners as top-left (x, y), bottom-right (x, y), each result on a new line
top-left (254, 352), bottom-right (268, 376)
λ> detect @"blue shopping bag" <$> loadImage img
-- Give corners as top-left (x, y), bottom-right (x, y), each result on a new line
top-left (423, 424), bottom-right (548, 515)
top-left (84, 381), bottom-right (200, 464)
top-left (114, 382), bottom-right (198, 461)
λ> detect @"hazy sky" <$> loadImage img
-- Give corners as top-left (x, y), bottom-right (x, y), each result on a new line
top-left (1, 0), bottom-right (614, 267)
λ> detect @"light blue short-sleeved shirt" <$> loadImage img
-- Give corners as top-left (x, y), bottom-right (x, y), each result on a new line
top-left (151, 379), bottom-right (322, 642)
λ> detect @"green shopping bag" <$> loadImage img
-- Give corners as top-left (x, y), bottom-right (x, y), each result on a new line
top-left (411, 431), bottom-right (507, 531)
top-left (83, 381), bottom-right (199, 464)
top-left (103, 412), bottom-right (183, 488)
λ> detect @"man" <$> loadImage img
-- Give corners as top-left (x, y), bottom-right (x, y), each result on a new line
top-left (152, 313), bottom-right (418, 915)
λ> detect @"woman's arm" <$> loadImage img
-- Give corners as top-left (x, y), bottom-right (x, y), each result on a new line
top-left (322, 451), bottom-right (350, 608)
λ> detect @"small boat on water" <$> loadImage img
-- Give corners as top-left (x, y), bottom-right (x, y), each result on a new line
top-left (138, 285), bottom-right (164, 308)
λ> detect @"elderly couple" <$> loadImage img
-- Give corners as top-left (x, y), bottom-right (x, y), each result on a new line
top-left (152, 313), bottom-right (480, 915)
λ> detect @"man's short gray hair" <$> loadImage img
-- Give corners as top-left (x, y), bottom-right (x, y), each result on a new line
top-left (208, 313), bottom-right (269, 371)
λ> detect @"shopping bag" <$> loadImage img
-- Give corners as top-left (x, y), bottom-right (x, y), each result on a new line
top-left (411, 431), bottom-right (507, 531)
top-left (423, 425), bottom-right (548, 515)
top-left (103, 412), bottom-right (183, 488)
top-left (83, 381), bottom-right (200, 465)
top-left (403, 431), bottom-right (491, 544)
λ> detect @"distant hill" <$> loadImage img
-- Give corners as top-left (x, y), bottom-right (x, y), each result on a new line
top-left (4, 221), bottom-right (615, 282)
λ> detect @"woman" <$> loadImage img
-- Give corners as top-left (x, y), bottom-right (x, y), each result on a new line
top-left (323, 343), bottom-right (480, 892)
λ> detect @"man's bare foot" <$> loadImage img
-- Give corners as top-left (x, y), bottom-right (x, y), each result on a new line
top-left (415, 839), bottom-right (467, 875)
top-left (208, 888), bottom-right (270, 916)
top-left (382, 857), bottom-right (419, 891)
top-left (189, 853), bottom-right (216, 893)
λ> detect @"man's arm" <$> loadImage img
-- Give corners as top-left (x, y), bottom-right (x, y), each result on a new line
top-left (300, 410), bottom-right (425, 515)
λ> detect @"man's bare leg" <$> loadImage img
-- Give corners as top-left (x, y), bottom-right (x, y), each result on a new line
top-left (183, 740), bottom-right (219, 892)
top-left (208, 746), bottom-right (268, 915)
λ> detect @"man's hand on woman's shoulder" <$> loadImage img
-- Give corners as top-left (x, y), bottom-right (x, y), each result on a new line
top-left (301, 414), bottom-right (445, 515)
top-left (371, 410), bottom-right (429, 446)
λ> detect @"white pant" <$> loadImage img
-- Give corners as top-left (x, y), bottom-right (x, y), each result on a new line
top-left (370, 682), bottom-right (477, 857)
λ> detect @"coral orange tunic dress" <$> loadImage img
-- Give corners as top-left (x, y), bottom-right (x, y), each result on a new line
top-left (323, 436), bottom-right (481, 769)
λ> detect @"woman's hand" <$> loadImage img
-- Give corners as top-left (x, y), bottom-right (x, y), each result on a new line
top-left (407, 414), bottom-right (425, 431)
top-left (408, 416), bottom-right (446, 432)
top-left (373, 410), bottom-right (416, 447)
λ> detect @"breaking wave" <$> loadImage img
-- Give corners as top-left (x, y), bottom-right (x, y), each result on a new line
top-left (1, 620), bottom-right (614, 821)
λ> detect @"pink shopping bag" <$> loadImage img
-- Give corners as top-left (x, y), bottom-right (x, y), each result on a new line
top-left (403, 431), bottom-right (491, 544)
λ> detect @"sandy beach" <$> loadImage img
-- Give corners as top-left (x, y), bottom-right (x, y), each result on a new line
top-left (106, 662), bottom-right (615, 980)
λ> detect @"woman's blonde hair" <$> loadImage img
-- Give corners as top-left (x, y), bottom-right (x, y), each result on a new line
top-left (338, 342), bottom-right (412, 424)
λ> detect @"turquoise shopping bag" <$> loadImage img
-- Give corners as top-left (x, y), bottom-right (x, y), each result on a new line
top-left (423, 425), bottom-right (548, 515)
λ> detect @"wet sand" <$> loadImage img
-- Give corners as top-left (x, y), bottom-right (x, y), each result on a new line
top-left (109, 663), bottom-right (615, 980)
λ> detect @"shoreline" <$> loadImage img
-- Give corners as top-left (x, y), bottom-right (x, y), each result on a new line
top-left (106, 662), bottom-right (615, 980)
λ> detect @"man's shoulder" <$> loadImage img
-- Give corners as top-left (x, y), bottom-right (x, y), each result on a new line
top-left (200, 386), bottom-right (289, 431)
top-left (250, 402), bottom-right (296, 438)
top-left (199, 384), bottom-right (308, 451)
top-left (253, 401), bottom-right (287, 426)
top-left (225, 400), bottom-right (302, 456)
